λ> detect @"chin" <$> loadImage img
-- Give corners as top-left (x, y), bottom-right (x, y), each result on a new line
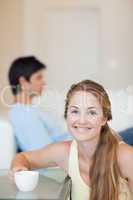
top-left (35, 91), bottom-right (42, 96)
top-left (71, 131), bottom-right (99, 142)
top-left (71, 132), bottom-right (89, 141)
top-left (38, 92), bottom-right (42, 96)
top-left (39, 90), bottom-right (43, 95)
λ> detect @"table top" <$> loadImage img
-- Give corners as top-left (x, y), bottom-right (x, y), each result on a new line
top-left (0, 169), bottom-right (71, 200)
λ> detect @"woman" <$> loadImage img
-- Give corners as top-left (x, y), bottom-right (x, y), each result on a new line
top-left (11, 80), bottom-right (133, 199)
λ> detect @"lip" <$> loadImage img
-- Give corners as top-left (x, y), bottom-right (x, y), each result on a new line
top-left (73, 127), bottom-right (92, 132)
top-left (74, 126), bottom-right (91, 129)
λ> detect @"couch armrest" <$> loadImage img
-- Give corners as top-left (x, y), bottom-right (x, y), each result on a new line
top-left (0, 119), bottom-right (16, 169)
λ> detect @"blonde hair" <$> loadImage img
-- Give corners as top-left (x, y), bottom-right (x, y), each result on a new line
top-left (65, 80), bottom-right (121, 200)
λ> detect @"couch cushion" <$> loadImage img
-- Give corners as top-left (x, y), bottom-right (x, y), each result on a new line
top-left (108, 90), bottom-right (133, 132)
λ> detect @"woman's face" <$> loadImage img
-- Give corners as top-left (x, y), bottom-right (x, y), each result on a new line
top-left (66, 91), bottom-right (107, 142)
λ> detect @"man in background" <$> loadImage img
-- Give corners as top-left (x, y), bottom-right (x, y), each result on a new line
top-left (8, 56), bottom-right (71, 151)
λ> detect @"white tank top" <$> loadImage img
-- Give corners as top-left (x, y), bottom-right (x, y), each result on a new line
top-left (68, 140), bottom-right (132, 200)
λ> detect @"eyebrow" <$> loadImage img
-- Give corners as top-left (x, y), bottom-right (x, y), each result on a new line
top-left (69, 106), bottom-right (98, 110)
top-left (69, 106), bottom-right (79, 109)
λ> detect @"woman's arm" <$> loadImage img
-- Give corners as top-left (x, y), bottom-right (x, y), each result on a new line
top-left (118, 143), bottom-right (133, 193)
top-left (11, 141), bottom-right (71, 173)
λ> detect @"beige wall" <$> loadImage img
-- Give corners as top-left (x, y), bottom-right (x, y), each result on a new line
top-left (0, 0), bottom-right (133, 110)
top-left (0, 0), bottom-right (24, 110)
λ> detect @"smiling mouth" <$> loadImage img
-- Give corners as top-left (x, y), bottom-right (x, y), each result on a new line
top-left (74, 127), bottom-right (92, 131)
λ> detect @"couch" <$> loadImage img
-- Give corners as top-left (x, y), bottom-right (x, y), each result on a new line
top-left (0, 118), bottom-right (16, 169)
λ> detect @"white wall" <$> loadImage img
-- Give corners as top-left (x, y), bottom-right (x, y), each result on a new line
top-left (23, 0), bottom-right (133, 89)
top-left (0, 0), bottom-right (133, 110)
top-left (100, 0), bottom-right (133, 88)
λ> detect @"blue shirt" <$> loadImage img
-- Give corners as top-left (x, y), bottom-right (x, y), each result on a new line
top-left (9, 103), bottom-right (72, 151)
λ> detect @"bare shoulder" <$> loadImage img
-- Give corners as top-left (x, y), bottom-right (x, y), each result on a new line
top-left (117, 142), bottom-right (133, 178)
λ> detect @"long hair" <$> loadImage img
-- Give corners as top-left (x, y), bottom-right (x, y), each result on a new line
top-left (64, 80), bottom-right (121, 200)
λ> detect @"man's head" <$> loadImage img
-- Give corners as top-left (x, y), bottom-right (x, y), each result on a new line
top-left (8, 56), bottom-right (46, 96)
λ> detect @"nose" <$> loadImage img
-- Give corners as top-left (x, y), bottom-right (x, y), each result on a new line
top-left (78, 113), bottom-right (88, 124)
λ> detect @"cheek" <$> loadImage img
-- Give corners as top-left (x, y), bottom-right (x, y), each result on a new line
top-left (66, 115), bottom-right (76, 130)
top-left (35, 81), bottom-right (40, 87)
top-left (66, 113), bottom-right (78, 124)
top-left (91, 117), bottom-right (106, 127)
top-left (66, 117), bottom-right (73, 127)
top-left (33, 82), bottom-right (41, 90)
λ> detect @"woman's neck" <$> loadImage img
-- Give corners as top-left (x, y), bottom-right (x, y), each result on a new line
top-left (14, 92), bottom-right (32, 105)
top-left (78, 136), bottom-right (100, 161)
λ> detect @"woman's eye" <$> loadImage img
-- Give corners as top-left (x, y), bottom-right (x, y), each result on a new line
top-left (88, 111), bottom-right (97, 115)
top-left (71, 110), bottom-right (79, 114)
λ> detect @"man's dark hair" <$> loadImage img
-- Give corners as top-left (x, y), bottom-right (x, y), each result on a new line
top-left (8, 56), bottom-right (46, 95)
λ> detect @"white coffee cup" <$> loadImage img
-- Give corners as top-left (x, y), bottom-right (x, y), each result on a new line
top-left (14, 171), bottom-right (39, 192)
